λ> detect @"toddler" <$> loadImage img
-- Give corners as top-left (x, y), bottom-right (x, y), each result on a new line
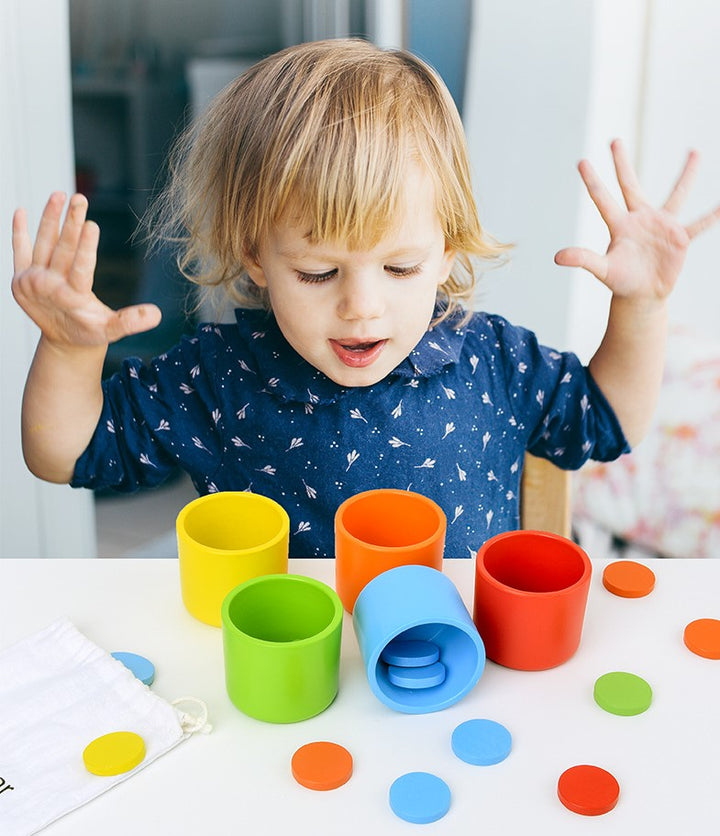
top-left (12, 39), bottom-right (719, 556)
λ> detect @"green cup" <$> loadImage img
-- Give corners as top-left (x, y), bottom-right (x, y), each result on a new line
top-left (221, 574), bottom-right (344, 723)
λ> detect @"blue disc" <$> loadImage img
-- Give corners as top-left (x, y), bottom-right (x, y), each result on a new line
top-left (451, 719), bottom-right (512, 766)
top-left (388, 661), bottom-right (446, 689)
top-left (111, 652), bottom-right (155, 686)
top-left (381, 639), bottom-right (440, 668)
top-left (389, 772), bottom-right (451, 824)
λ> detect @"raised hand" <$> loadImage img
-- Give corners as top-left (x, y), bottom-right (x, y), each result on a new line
top-left (12, 192), bottom-right (161, 348)
top-left (555, 139), bottom-right (720, 304)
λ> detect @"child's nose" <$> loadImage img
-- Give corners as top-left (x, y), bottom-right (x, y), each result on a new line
top-left (336, 273), bottom-right (385, 321)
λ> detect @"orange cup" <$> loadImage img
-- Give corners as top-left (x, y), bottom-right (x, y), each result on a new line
top-left (335, 489), bottom-right (446, 612)
top-left (473, 530), bottom-right (592, 670)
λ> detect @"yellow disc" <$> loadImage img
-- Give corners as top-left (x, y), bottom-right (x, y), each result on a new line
top-left (83, 731), bottom-right (146, 777)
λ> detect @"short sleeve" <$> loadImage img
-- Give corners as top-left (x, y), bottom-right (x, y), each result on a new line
top-left (71, 329), bottom-right (225, 492)
top-left (484, 314), bottom-right (630, 469)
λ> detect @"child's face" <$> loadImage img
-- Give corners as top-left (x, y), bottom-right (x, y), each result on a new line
top-left (246, 165), bottom-right (456, 387)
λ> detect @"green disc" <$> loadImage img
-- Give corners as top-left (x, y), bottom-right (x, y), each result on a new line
top-left (593, 671), bottom-right (652, 716)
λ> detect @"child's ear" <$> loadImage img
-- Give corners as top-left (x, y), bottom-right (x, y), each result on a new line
top-left (438, 246), bottom-right (457, 286)
top-left (243, 250), bottom-right (268, 288)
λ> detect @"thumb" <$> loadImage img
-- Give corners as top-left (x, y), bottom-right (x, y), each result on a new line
top-left (555, 247), bottom-right (608, 283)
top-left (106, 303), bottom-right (162, 343)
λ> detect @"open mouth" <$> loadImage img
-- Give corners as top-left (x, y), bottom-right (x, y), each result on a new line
top-left (343, 341), bottom-right (378, 352)
top-left (330, 338), bottom-right (387, 368)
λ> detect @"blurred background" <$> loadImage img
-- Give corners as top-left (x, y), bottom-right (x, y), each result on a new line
top-left (2, 0), bottom-right (719, 558)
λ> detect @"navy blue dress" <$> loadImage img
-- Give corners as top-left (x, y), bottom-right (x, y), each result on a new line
top-left (72, 308), bottom-right (629, 556)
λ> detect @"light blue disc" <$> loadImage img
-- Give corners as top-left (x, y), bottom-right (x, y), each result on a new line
top-left (381, 639), bottom-right (440, 668)
top-left (389, 772), bottom-right (451, 824)
top-left (451, 719), bottom-right (512, 765)
top-left (111, 651), bottom-right (155, 686)
top-left (388, 661), bottom-right (446, 689)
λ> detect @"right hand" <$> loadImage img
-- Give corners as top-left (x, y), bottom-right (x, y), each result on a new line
top-left (11, 192), bottom-right (162, 349)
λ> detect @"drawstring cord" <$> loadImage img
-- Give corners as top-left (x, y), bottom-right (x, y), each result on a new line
top-left (172, 697), bottom-right (213, 735)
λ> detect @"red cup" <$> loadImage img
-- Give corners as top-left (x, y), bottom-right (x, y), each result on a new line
top-left (473, 530), bottom-right (592, 670)
top-left (335, 489), bottom-right (446, 612)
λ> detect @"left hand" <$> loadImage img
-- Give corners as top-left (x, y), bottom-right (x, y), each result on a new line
top-left (555, 138), bottom-right (720, 303)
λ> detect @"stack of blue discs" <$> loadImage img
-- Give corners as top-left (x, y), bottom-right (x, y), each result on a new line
top-left (381, 639), bottom-right (446, 689)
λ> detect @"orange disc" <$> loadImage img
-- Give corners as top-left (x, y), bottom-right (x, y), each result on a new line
top-left (557, 764), bottom-right (620, 816)
top-left (291, 741), bottom-right (353, 791)
top-left (684, 618), bottom-right (720, 659)
top-left (602, 561), bottom-right (655, 598)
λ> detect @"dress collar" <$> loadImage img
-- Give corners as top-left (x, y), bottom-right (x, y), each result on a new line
top-left (232, 307), bottom-right (468, 404)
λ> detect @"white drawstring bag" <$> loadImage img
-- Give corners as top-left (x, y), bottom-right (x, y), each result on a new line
top-left (0, 618), bottom-right (210, 836)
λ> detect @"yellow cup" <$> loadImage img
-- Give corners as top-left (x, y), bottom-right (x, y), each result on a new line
top-left (176, 492), bottom-right (289, 626)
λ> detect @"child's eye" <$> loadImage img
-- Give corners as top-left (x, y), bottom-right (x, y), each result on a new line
top-left (295, 269), bottom-right (337, 284)
top-left (385, 264), bottom-right (422, 277)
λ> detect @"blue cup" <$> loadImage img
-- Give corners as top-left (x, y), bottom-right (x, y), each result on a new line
top-left (352, 565), bottom-right (485, 714)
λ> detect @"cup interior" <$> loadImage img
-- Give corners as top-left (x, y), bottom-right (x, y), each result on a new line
top-left (181, 493), bottom-right (286, 552)
top-left (373, 624), bottom-right (481, 708)
top-left (225, 576), bottom-right (339, 643)
top-left (482, 532), bottom-right (587, 593)
top-left (339, 491), bottom-right (444, 549)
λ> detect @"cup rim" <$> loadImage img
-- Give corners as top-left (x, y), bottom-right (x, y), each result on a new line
top-left (221, 573), bottom-right (343, 646)
top-left (176, 491), bottom-right (290, 556)
top-left (475, 529), bottom-right (591, 597)
top-left (335, 488), bottom-right (446, 553)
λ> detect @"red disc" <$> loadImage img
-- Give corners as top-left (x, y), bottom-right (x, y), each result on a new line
top-left (557, 764), bottom-right (620, 816)
top-left (291, 741), bottom-right (353, 791)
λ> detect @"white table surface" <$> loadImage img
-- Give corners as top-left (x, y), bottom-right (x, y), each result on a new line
top-left (1, 557), bottom-right (719, 835)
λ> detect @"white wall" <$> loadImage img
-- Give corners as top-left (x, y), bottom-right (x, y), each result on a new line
top-left (1, 0), bottom-right (96, 557)
top-left (566, 0), bottom-right (648, 361)
top-left (465, 0), bottom-right (720, 360)
top-left (366, 0), bottom-right (404, 49)
top-left (464, 0), bottom-right (597, 351)
top-left (640, 0), bottom-right (720, 340)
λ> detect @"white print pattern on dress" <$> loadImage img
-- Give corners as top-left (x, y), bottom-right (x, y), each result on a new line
top-left (442, 423), bottom-right (455, 439)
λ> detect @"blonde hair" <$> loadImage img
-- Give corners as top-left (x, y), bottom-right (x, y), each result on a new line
top-left (148, 38), bottom-right (506, 320)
